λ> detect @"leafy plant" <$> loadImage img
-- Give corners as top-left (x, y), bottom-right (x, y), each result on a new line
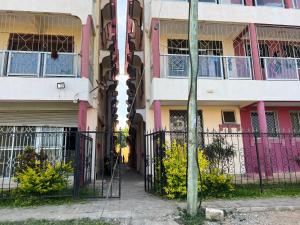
top-left (203, 136), bottom-right (235, 173)
top-left (15, 147), bottom-right (73, 196)
top-left (162, 142), bottom-right (208, 199)
top-left (203, 168), bottom-right (234, 197)
top-left (162, 142), bottom-right (234, 199)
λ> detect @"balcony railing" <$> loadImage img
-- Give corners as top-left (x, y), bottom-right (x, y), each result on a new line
top-left (160, 54), bottom-right (252, 79)
top-left (255, 0), bottom-right (284, 7)
top-left (293, 0), bottom-right (300, 8)
top-left (0, 51), bottom-right (80, 78)
top-left (262, 57), bottom-right (300, 80)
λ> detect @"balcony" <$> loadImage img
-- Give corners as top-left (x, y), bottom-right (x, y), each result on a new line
top-left (0, 51), bottom-right (80, 78)
top-left (160, 54), bottom-right (252, 79)
top-left (262, 57), bottom-right (300, 80)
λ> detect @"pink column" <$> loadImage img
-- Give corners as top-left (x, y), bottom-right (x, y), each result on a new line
top-left (78, 101), bottom-right (88, 131)
top-left (78, 15), bottom-right (92, 131)
top-left (151, 18), bottom-right (160, 78)
top-left (81, 15), bottom-right (92, 78)
top-left (249, 23), bottom-right (263, 80)
top-left (284, 0), bottom-right (294, 8)
top-left (151, 18), bottom-right (162, 130)
top-left (257, 101), bottom-right (272, 177)
top-left (245, 0), bottom-right (253, 5)
top-left (154, 100), bottom-right (162, 130)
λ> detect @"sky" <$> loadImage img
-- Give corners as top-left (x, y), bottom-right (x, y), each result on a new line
top-left (116, 0), bottom-right (128, 129)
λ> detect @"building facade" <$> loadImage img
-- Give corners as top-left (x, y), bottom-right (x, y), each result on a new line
top-left (0, 0), bottom-right (119, 178)
top-left (127, 0), bottom-right (300, 174)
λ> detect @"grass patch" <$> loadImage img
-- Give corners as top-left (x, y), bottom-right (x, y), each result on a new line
top-left (0, 196), bottom-right (86, 208)
top-left (0, 218), bottom-right (115, 225)
top-left (177, 208), bottom-right (206, 225)
top-left (223, 183), bottom-right (300, 199)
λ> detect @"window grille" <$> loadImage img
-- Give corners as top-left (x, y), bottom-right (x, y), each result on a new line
top-left (169, 110), bottom-right (204, 145)
top-left (290, 112), bottom-right (300, 136)
top-left (251, 112), bottom-right (278, 136)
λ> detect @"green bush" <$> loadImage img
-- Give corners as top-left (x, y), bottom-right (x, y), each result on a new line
top-left (15, 147), bottom-right (73, 195)
top-left (162, 142), bottom-right (234, 199)
top-left (203, 168), bottom-right (234, 197)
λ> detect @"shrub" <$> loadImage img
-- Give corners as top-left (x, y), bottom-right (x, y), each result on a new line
top-left (15, 147), bottom-right (73, 196)
top-left (203, 136), bottom-right (235, 173)
top-left (203, 168), bottom-right (234, 198)
top-left (163, 142), bottom-right (208, 199)
top-left (162, 142), bottom-right (234, 199)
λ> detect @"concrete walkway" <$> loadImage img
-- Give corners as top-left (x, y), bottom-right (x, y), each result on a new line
top-left (0, 167), bottom-right (180, 225)
top-left (0, 167), bottom-right (300, 224)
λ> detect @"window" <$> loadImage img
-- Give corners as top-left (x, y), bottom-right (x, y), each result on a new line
top-left (222, 111), bottom-right (236, 124)
top-left (290, 112), bottom-right (300, 136)
top-left (8, 33), bottom-right (74, 52)
top-left (246, 43), bottom-right (269, 69)
top-left (0, 126), bottom-right (76, 178)
top-left (167, 39), bottom-right (223, 56)
top-left (169, 110), bottom-right (204, 145)
top-left (251, 112), bottom-right (278, 136)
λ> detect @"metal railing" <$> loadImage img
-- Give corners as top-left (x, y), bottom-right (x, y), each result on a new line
top-left (255, 0), bottom-right (285, 7)
top-left (145, 130), bottom-right (300, 195)
top-left (160, 54), bottom-right (252, 79)
top-left (293, 0), bottom-right (300, 8)
top-left (162, 0), bottom-right (245, 5)
top-left (0, 130), bottom-right (122, 200)
top-left (0, 50), bottom-right (80, 78)
top-left (262, 57), bottom-right (300, 80)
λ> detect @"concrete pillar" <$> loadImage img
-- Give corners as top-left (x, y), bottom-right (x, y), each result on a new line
top-left (78, 101), bottom-right (88, 131)
top-left (249, 23), bottom-right (263, 80)
top-left (81, 15), bottom-right (92, 78)
top-left (245, 0), bottom-right (253, 6)
top-left (154, 100), bottom-right (162, 130)
top-left (257, 101), bottom-right (272, 177)
top-left (151, 18), bottom-right (162, 130)
top-left (284, 0), bottom-right (294, 8)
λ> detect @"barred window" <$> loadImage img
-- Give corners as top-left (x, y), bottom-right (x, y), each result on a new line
top-left (167, 39), bottom-right (223, 56)
top-left (0, 126), bottom-right (76, 177)
top-left (251, 112), bottom-right (278, 136)
top-left (169, 110), bottom-right (203, 145)
top-left (290, 112), bottom-right (300, 136)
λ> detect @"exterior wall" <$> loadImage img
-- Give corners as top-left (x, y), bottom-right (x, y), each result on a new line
top-left (151, 78), bottom-right (300, 104)
top-left (150, 2), bottom-right (300, 28)
top-left (160, 34), bottom-right (235, 55)
top-left (0, 77), bottom-right (91, 103)
top-left (240, 106), bottom-right (300, 174)
top-left (160, 105), bottom-right (241, 131)
top-left (0, 16), bottom-right (82, 52)
top-left (240, 106), bottom-right (300, 132)
top-left (0, 0), bottom-right (94, 23)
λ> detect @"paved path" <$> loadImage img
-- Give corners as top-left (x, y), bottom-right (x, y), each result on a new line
top-left (0, 167), bottom-right (300, 224)
top-left (0, 167), bottom-right (180, 225)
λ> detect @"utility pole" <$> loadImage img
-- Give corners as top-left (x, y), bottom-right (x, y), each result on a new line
top-left (187, 0), bottom-right (199, 216)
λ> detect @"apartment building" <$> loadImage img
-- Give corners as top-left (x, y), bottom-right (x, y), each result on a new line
top-left (0, 1), bottom-right (119, 177)
top-left (127, 0), bottom-right (300, 174)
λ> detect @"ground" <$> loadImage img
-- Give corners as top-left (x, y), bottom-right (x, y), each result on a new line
top-left (221, 210), bottom-right (300, 225)
top-left (0, 167), bottom-right (300, 225)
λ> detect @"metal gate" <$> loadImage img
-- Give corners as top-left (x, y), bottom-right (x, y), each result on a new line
top-left (73, 131), bottom-right (122, 199)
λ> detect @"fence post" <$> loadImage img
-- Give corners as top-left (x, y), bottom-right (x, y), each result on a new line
top-left (159, 130), bottom-right (166, 195)
top-left (144, 130), bottom-right (147, 191)
top-left (73, 132), bottom-right (81, 198)
top-left (118, 130), bottom-right (122, 198)
top-left (254, 132), bottom-right (263, 193)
